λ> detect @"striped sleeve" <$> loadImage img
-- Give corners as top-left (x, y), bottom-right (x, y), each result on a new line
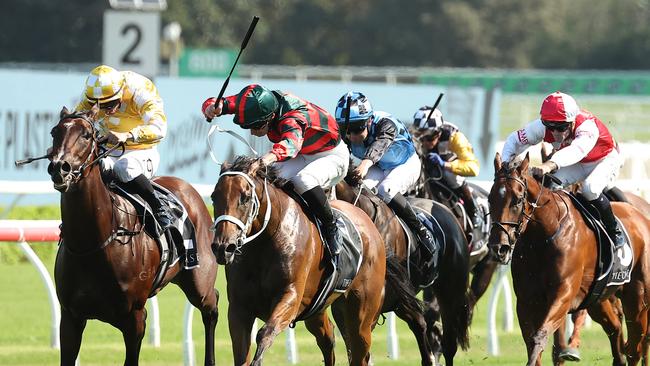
top-left (270, 118), bottom-right (305, 161)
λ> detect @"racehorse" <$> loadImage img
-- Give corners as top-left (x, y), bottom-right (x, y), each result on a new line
top-left (488, 152), bottom-right (650, 366)
top-left (48, 106), bottom-right (219, 366)
top-left (335, 176), bottom-right (471, 366)
top-left (555, 190), bottom-right (650, 363)
top-left (409, 132), bottom-right (498, 308)
top-left (211, 155), bottom-right (396, 366)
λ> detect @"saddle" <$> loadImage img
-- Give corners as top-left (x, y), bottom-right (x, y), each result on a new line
top-left (110, 180), bottom-right (199, 296)
top-left (567, 192), bottom-right (633, 311)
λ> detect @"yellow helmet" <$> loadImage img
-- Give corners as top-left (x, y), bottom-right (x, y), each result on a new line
top-left (84, 65), bottom-right (125, 104)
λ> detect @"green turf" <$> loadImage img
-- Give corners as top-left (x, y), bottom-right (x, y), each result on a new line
top-left (0, 259), bottom-right (617, 365)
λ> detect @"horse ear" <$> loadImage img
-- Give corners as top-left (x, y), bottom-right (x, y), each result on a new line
top-left (60, 106), bottom-right (70, 118)
top-left (220, 160), bottom-right (231, 173)
top-left (519, 152), bottom-right (530, 173)
top-left (494, 152), bottom-right (502, 172)
top-left (88, 103), bottom-right (100, 119)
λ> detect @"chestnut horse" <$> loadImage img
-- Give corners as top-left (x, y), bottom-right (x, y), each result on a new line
top-left (488, 153), bottom-right (650, 366)
top-left (335, 178), bottom-right (471, 366)
top-left (211, 156), bottom-right (388, 366)
top-left (48, 107), bottom-right (219, 366)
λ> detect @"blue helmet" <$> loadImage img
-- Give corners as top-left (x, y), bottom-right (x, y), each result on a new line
top-left (335, 92), bottom-right (373, 133)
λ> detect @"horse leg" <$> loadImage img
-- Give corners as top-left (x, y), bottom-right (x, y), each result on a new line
top-left (621, 284), bottom-right (650, 366)
top-left (552, 327), bottom-right (567, 366)
top-left (250, 290), bottom-right (300, 366)
top-left (228, 305), bottom-right (255, 366)
top-left (304, 311), bottom-right (336, 366)
top-left (394, 298), bottom-right (434, 366)
top-left (120, 308), bottom-right (147, 366)
top-left (178, 280), bottom-right (220, 366)
top-left (567, 310), bottom-right (587, 350)
top-left (587, 298), bottom-right (626, 366)
top-left (331, 302), bottom-right (351, 363)
top-left (469, 256), bottom-right (498, 308)
top-left (59, 309), bottom-right (87, 366)
top-left (422, 289), bottom-right (442, 365)
top-left (332, 296), bottom-right (375, 366)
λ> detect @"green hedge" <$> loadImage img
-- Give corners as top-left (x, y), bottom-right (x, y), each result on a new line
top-left (0, 205), bottom-right (60, 264)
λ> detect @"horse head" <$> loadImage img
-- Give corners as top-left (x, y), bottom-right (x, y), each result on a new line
top-left (210, 156), bottom-right (273, 265)
top-left (487, 152), bottom-right (535, 264)
top-left (47, 105), bottom-right (101, 192)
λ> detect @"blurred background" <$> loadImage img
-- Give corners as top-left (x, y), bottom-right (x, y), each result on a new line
top-left (1, 0), bottom-right (649, 365)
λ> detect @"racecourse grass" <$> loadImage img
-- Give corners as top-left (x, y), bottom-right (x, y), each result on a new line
top-left (0, 259), bottom-right (616, 365)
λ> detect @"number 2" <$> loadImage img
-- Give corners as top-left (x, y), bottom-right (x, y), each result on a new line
top-left (121, 23), bottom-right (142, 65)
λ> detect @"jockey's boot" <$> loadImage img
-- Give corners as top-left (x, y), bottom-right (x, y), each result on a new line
top-left (301, 186), bottom-right (342, 266)
top-left (388, 193), bottom-right (439, 268)
top-left (590, 193), bottom-right (625, 249)
top-left (126, 174), bottom-right (173, 231)
top-left (454, 182), bottom-right (482, 229)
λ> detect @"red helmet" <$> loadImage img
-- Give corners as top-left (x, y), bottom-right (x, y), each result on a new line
top-left (540, 91), bottom-right (579, 123)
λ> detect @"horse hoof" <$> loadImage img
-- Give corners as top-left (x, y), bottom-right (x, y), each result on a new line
top-left (558, 347), bottom-right (581, 362)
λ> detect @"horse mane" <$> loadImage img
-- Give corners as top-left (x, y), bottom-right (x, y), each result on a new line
top-left (343, 158), bottom-right (363, 186)
top-left (222, 155), bottom-right (288, 187)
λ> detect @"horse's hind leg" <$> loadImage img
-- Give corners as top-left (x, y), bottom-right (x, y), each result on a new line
top-left (621, 286), bottom-right (649, 366)
top-left (422, 288), bottom-right (442, 365)
top-left (59, 309), bottom-right (87, 366)
top-left (178, 275), bottom-right (219, 366)
top-left (587, 299), bottom-right (625, 366)
top-left (304, 311), bottom-right (336, 366)
top-left (395, 298), bottom-right (434, 366)
top-left (120, 308), bottom-right (147, 366)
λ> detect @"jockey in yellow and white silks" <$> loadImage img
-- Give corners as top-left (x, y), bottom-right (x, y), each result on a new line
top-left (76, 65), bottom-right (172, 230)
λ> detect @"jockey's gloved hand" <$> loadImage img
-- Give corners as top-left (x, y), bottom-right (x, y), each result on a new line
top-left (427, 152), bottom-right (445, 167)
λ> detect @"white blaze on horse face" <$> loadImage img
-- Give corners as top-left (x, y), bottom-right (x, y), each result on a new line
top-left (498, 186), bottom-right (506, 198)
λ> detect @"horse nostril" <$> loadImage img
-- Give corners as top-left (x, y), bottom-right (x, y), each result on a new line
top-left (60, 161), bottom-right (71, 175)
top-left (498, 244), bottom-right (511, 256)
top-left (225, 243), bottom-right (237, 254)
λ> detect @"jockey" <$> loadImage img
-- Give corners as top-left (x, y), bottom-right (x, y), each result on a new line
top-left (413, 106), bottom-right (482, 228)
top-left (335, 91), bottom-right (438, 268)
top-left (202, 84), bottom-right (349, 264)
top-left (501, 91), bottom-right (624, 248)
top-left (76, 65), bottom-right (173, 230)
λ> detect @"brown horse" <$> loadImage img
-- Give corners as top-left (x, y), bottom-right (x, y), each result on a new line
top-left (335, 178), bottom-right (471, 366)
top-left (488, 152), bottom-right (650, 366)
top-left (555, 190), bottom-right (650, 363)
top-left (211, 156), bottom-right (389, 366)
top-left (48, 107), bottom-right (219, 366)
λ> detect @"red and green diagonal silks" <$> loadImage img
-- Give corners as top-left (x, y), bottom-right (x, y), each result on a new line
top-left (266, 92), bottom-right (340, 161)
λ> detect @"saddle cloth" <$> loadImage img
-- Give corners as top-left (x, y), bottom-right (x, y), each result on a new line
top-left (293, 208), bottom-right (363, 322)
top-left (111, 181), bottom-right (199, 270)
top-left (568, 193), bottom-right (633, 310)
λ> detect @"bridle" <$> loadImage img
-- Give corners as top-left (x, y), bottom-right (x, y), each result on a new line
top-left (212, 171), bottom-right (272, 253)
top-left (490, 172), bottom-right (547, 248)
top-left (53, 113), bottom-right (123, 185)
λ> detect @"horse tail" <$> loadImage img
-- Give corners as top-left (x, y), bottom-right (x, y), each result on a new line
top-left (385, 254), bottom-right (424, 315)
top-left (456, 287), bottom-right (473, 350)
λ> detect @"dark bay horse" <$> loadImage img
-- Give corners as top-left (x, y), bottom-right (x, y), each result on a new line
top-left (488, 152), bottom-right (650, 366)
top-left (409, 132), bottom-right (498, 308)
top-left (211, 156), bottom-right (390, 366)
top-left (48, 107), bottom-right (219, 366)
top-left (335, 178), bottom-right (471, 366)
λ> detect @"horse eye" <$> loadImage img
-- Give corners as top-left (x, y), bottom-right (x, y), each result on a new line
top-left (239, 193), bottom-right (249, 205)
top-left (82, 132), bottom-right (92, 140)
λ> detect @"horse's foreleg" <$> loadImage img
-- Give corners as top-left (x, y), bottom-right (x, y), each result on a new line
top-left (469, 256), bottom-right (498, 307)
top-left (59, 309), bottom-right (87, 366)
top-left (304, 311), bottom-right (336, 366)
top-left (121, 308), bottom-right (147, 366)
top-left (228, 305), bottom-right (255, 366)
top-left (568, 310), bottom-right (587, 349)
top-left (250, 289), bottom-right (299, 366)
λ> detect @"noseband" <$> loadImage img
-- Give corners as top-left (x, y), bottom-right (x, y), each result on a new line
top-left (491, 173), bottom-right (545, 248)
top-left (213, 171), bottom-right (272, 251)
